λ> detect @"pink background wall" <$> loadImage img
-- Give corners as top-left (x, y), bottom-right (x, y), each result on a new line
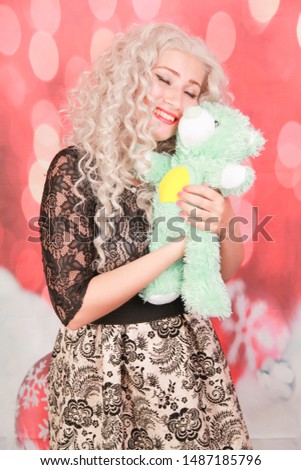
top-left (0, 0), bottom-right (300, 449)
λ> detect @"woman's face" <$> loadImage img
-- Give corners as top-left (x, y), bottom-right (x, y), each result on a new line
top-left (145, 49), bottom-right (207, 141)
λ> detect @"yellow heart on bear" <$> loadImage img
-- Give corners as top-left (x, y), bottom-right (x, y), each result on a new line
top-left (159, 166), bottom-right (190, 202)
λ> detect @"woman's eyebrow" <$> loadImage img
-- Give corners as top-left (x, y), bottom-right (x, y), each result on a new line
top-left (154, 65), bottom-right (202, 89)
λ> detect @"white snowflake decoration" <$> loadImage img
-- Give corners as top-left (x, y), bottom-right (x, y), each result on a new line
top-left (222, 280), bottom-right (288, 370)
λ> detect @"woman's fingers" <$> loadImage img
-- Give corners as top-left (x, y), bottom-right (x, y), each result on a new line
top-left (177, 184), bottom-right (224, 217)
top-left (177, 200), bottom-right (211, 220)
top-left (183, 184), bottom-right (223, 202)
top-left (177, 184), bottom-right (229, 234)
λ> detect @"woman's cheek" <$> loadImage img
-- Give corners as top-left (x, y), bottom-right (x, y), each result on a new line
top-left (148, 82), bottom-right (163, 101)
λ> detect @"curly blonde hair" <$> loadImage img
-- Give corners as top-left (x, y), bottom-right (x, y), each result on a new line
top-left (64, 22), bottom-right (230, 271)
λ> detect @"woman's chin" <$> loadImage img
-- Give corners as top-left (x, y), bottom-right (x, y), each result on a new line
top-left (151, 124), bottom-right (177, 142)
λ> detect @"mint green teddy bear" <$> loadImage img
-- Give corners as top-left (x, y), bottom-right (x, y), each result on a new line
top-left (138, 101), bottom-right (265, 318)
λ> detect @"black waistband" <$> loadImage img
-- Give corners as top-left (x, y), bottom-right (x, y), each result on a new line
top-left (92, 294), bottom-right (185, 325)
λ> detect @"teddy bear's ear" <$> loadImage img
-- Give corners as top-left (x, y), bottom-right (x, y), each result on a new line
top-left (245, 128), bottom-right (266, 158)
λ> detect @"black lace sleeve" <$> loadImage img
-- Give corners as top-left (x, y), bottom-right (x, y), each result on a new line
top-left (39, 148), bottom-right (98, 326)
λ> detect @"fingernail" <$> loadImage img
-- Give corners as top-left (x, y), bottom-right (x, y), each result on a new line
top-left (176, 200), bottom-right (182, 206)
top-left (183, 186), bottom-right (188, 191)
top-left (177, 191), bottom-right (183, 197)
top-left (179, 211), bottom-right (186, 218)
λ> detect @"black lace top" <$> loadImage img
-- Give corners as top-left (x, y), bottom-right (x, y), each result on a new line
top-left (39, 147), bottom-right (149, 326)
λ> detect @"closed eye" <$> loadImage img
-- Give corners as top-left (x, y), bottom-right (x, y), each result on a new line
top-left (155, 73), bottom-right (198, 99)
top-left (185, 91), bottom-right (197, 99)
top-left (155, 73), bottom-right (170, 85)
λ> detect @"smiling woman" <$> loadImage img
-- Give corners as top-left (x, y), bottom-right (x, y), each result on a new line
top-left (142, 49), bottom-right (206, 141)
top-left (39, 22), bottom-right (250, 450)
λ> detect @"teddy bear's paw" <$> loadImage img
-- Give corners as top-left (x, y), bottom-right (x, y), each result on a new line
top-left (221, 164), bottom-right (246, 189)
top-left (147, 293), bottom-right (180, 305)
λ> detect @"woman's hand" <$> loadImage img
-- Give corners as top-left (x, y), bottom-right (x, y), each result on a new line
top-left (176, 183), bottom-right (234, 236)
top-left (176, 183), bottom-right (244, 281)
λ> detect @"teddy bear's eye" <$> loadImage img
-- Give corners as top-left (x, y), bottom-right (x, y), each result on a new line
top-left (214, 120), bottom-right (220, 127)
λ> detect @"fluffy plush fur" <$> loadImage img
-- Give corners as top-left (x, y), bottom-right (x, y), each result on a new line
top-left (139, 101), bottom-right (265, 318)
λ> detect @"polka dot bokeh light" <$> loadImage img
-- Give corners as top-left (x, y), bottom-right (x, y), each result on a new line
top-left (30, 0), bottom-right (61, 35)
top-left (0, 5), bottom-right (21, 55)
top-left (0, 0), bottom-right (300, 450)
top-left (206, 12), bottom-right (237, 63)
top-left (29, 32), bottom-right (59, 81)
top-left (132, 0), bottom-right (162, 21)
top-left (248, 0), bottom-right (280, 24)
top-left (88, 0), bottom-right (118, 21)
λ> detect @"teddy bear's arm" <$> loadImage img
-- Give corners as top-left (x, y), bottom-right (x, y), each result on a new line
top-left (202, 163), bottom-right (255, 197)
top-left (220, 165), bottom-right (255, 196)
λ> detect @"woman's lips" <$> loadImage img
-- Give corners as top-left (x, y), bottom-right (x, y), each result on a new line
top-left (152, 107), bottom-right (178, 125)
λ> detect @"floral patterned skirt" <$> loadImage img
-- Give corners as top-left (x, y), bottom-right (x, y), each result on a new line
top-left (48, 313), bottom-right (252, 450)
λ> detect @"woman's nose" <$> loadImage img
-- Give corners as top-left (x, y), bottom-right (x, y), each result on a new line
top-left (162, 88), bottom-right (182, 111)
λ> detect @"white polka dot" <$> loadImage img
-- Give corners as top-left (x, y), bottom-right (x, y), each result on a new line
top-left (248, 0), bottom-right (280, 23)
top-left (34, 124), bottom-right (60, 161)
top-left (88, 0), bottom-right (118, 21)
top-left (206, 12), bottom-right (236, 63)
top-left (132, 0), bottom-right (161, 20)
top-left (29, 32), bottom-right (59, 81)
top-left (0, 5), bottom-right (21, 55)
top-left (30, 0), bottom-right (61, 34)
top-left (297, 14), bottom-right (301, 49)
top-left (0, 65), bottom-right (26, 107)
top-left (31, 100), bottom-right (60, 130)
top-left (65, 56), bottom-right (89, 88)
top-left (90, 28), bottom-right (115, 63)
top-left (29, 160), bottom-right (50, 203)
top-left (277, 121), bottom-right (301, 169)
